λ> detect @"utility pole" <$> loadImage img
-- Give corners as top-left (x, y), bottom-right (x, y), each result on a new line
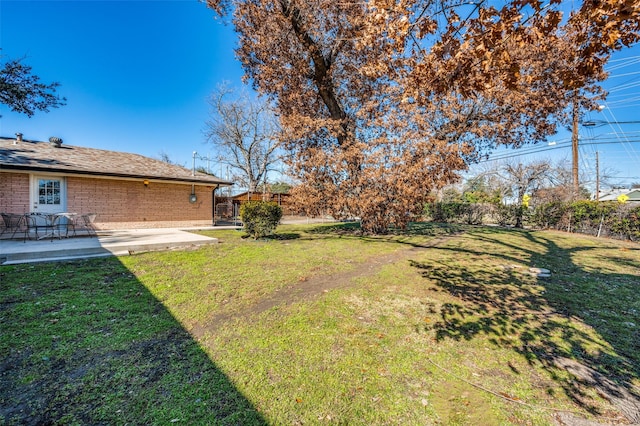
top-left (571, 98), bottom-right (580, 199)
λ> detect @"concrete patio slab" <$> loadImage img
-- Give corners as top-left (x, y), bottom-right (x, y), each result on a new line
top-left (0, 216), bottom-right (332, 265)
top-left (0, 227), bottom-right (239, 265)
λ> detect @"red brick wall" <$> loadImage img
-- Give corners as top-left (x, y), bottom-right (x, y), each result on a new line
top-left (0, 172), bottom-right (30, 213)
top-left (1, 173), bottom-right (217, 229)
top-left (66, 177), bottom-right (215, 229)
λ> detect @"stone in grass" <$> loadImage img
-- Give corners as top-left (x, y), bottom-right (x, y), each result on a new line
top-left (529, 267), bottom-right (551, 278)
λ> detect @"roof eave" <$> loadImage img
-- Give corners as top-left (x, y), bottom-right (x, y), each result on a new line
top-left (0, 164), bottom-right (234, 186)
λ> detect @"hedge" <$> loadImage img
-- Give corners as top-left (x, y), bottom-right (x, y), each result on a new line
top-left (425, 201), bottom-right (640, 241)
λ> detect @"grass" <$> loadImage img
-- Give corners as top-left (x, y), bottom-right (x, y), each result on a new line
top-left (1, 223), bottom-right (639, 425)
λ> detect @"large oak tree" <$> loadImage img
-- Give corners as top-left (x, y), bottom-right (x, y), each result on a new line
top-left (205, 0), bottom-right (639, 233)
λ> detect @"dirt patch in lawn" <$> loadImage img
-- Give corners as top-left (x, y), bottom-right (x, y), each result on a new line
top-left (190, 236), bottom-right (453, 337)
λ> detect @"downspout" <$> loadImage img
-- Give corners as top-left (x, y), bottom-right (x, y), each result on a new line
top-left (212, 184), bottom-right (219, 226)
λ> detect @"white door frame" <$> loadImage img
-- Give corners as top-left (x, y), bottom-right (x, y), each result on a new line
top-left (30, 175), bottom-right (67, 214)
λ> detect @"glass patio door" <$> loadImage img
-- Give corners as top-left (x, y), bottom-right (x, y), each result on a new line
top-left (31, 175), bottom-right (66, 214)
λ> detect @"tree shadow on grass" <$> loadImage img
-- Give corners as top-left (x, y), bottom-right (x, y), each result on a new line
top-left (306, 221), bottom-right (467, 237)
top-left (0, 257), bottom-right (267, 425)
top-left (266, 232), bottom-right (301, 241)
top-left (240, 232), bottom-right (301, 241)
top-left (409, 227), bottom-right (640, 422)
top-left (304, 221), bottom-right (469, 249)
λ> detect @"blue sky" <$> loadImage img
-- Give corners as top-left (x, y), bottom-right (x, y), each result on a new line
top-left (1, 0), bottom-right (639, 188)
top-left (1, 0), bottom-right (243, 174)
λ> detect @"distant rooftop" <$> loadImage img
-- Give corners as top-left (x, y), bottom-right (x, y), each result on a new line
top-left (598, 188), bottom-right (640, 202)
top-left (0, 136), bottom-right (232, 186)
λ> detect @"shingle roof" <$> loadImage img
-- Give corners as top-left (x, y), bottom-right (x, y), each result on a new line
top-left (0, 137), bottom-right (232, 186)
top-left (598, 189), bottom-right (640, 202)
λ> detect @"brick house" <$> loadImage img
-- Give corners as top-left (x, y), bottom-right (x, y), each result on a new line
top-left (0, 135), bottom-right (232, 229)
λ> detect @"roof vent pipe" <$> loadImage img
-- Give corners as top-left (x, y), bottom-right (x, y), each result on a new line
top-left (49, 136), bottom-right (63, 148)
top-left (15, 133), bottom-right (23, 144)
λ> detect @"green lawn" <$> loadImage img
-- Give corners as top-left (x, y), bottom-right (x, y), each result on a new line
top-left (1, 223), bottom-right (639, 425)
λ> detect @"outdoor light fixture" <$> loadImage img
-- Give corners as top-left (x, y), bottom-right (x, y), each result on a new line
top-left (144, 180), bottom-right (150, 187)
top-left (189, 184), bottom-right (197, 203)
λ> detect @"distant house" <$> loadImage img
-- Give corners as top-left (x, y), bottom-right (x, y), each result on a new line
top-left (0, 135), bottom-right (232, 230)
top-left (597, 189), bottom-right (640, 203)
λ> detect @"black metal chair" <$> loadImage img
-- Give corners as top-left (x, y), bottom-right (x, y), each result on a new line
top-left (1, 213), bottom-right (27, 240)
top-left (56, 213), bottom-right (79, 237)
top-left (78, 213), bottom-right (97, 237)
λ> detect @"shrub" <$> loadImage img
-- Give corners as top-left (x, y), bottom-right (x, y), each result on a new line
top-left (530, 201), bottom-right (567, 229)
top-left (495, 204), bottom-right (522, 227)
top-left (425, 202), bottom-right (461, 223)
top-left (567, 201), bottom-right (617, 236)
top-left (569, 200), bottom-right (598, 235)
top-left (460, 203), bottom-right (490, 225)
top-left (425, 202), bottom-right (491, 225)
top-left (609, 204), bottom-right (640, 241)
top-left (239, 201), bottom-right (283, 239)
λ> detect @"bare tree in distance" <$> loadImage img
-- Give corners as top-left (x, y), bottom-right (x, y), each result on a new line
top-left (205, 84), bottom-right (281, 193)
top-left (546, 157), bottom-right (619, 201)
top-left (156, 150), bottom-right (186, 168)
top-left (504, 160), bottom-right (553, 228)
top-left (469, 159), bottom-right (552, 227)
top-left (503, 160), bottom-right (553, 208)
top-left (469, 154), bottom-right (619, 203)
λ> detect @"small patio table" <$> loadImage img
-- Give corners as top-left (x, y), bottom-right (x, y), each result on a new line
top-left (25, 213), bottom-right (60, 241)
top-left (24, 213), bottom-right (77, 241)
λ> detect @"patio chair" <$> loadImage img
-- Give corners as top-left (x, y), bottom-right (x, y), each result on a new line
top-left (78, 213), bottom-right (97, 237)
top-left (56, 213), bottom-right (79, 237)
top-left (1, 213), bottom-right (27, 240)
top-left (0, 213), bottom-right (7, 237)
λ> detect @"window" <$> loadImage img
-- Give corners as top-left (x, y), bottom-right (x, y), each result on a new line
top-left (38, 179), bottom-right (61, 205)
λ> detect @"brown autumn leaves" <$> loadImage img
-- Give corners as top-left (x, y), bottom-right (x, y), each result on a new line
top-left (206, 0), bottom-right (639, 233)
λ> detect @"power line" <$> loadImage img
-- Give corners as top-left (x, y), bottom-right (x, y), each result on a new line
top-left (481, 138), bottom-right (640, 162)
top-left (600, 102), bottom-right (640, 167)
